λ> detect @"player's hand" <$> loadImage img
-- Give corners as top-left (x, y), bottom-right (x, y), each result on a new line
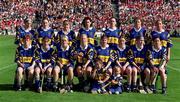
top-left (136, 66), bottom-right (141, 72)
top-left (98, 80), bottom-right (104, 84)
top-left (19, 63), bottom-right (24, 68)
top-left (103, 68), bottom-right (107, 72)
top-left (42, 68), bottom-right (46, 74)
top-left (111, 80), bottom-right (116, 85)
top-left (153, 66), bottom-right (158, 73)
top-left (82, 65), bottom-right (86, 72)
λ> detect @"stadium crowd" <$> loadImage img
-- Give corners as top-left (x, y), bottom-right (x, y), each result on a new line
top-left (0, 0), bottom-right (179, 36)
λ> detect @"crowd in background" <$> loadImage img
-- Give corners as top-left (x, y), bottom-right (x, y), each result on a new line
top-left (0, 0), bottom-right (179, 36)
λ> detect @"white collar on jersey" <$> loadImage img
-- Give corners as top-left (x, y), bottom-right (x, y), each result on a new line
top-left (62, 29), bottom-right (71, 35)
top-left (155, 29), bottom-right (165, 34)
top-left (117, 45), bottom-right (126, 51)
top-left (83, 27), bottom-right (93, 31)
top-left (108, 27), bottom-right (117, 31)
top-left (153, 46), bottom-right (162, 52)
top-left (61, 45), bottom-right (69, 51)
top-left (136, 45), bottom-right (144, 51)
top-left (41, 46), bottom-right (50, 52)
top-left (23, 45), bottom-right (32, 50)
top-left (101, 44), bottom-right (109, 49)
top-left (80, 44), bottom-right (88, 50)
top-left (134, 27), bottom-right (142, 32)
top-left (42, 27), bottom-right (51, 31)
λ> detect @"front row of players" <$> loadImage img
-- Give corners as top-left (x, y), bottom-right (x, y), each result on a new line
top-left (14, 34), bottom-right (167, 94)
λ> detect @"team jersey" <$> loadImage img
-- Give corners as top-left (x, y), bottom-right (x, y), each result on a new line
top-left (15, 45), bottom-right (36, 67)
top-left (129, 45), bottom-right (148, 67)
top-left (35, 27), bottom-right (55, 47)
top-left (103, 28), bottom-right (122, 48)
top-left (110, 74), bottom-right (123, 86)
top-left (78, 27), bottom-right (96, 46)
top-left (74, 44), bottom-right (94, 65)
top-left (129, 27), bottom-right (146, 46)
top-left (15, 26), bottom-right (36, 45)
top-left (94, 68), bottom-right (109, 81)
top-left (113, 45), bottom-right (130, 66)
top-left (55, 43), bottom-right (74, 66)
top-left (35, 47), bottom-right (55, 67)
top-left (56, 30), bottom-right (76, 46)
top-left (94, 45), bottom-right (113, 66)
top-left (151, 30), bottom-right (173, 48)
top-left (147, 46), bottom-right (167, 67)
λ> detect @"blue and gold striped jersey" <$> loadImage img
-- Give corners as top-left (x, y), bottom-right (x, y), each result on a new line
top-left (36, 27), bottom-right (55, 47)
top-left (74, 44), bottom-right (94, 64)
top-left (55, 43), bottom-right (74, 66)
top-left (129, 45), bottom-right (148, 66)
top-left (104, 28), bottom-right (122, 48)
top-left (151, 30), bottom-right (173, 48)
top-left (79, 27), bottom-right (96, 46)
top-left (56, 30), bottom-right (76, 46)
top-left (35, 47), bottom-right (55, 66)
top-left (15, 45), bottom-right (36, 67)
top-left (113, 46), bottom-right (130, 65)
top-left (129, 27), bottom-right (146, 46)
top-left (147, 46), bottom-right (167, 67)
top-left (94, 45), bottom-right (113, 65)
top-left (15, 26), bottom-right (36, 45)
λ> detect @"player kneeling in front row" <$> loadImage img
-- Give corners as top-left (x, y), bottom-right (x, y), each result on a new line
top-left (53, 35), bottom-right (74, 93)
top-left (34, 37), bottom-right (55, 93)
top-left (91, 58), bottom-right (110, 94)
top-left (14, 35), bottom-right (36, 91)
top-left (108, 67), bottom-right (123, 94)
top-left (148, 36), bottom-right (167, 94)
top-left (129, 36), bottom-right (151, 94)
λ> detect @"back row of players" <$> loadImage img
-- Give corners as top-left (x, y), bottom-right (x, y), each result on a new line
top-left (14, 17), bottom-right (173, 94)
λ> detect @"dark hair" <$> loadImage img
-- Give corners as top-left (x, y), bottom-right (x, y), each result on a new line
top-left (152, 35), bottom-right (160, 41)
top-left (95, 58), bottom-right (103, 65)
top-left (136, 36), bottom-right (144, 40)
top-left (63, 19), bottom-right (69, 25)
top-left (100, 35), bottom-right (108, 40)
top-left (134, 17), bottom-right (142, 24)
top-left (82, 16), bottom-right (93, 27)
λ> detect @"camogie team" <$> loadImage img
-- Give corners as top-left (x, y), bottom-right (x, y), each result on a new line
top-left (13, 17), bottom-right (172, 95)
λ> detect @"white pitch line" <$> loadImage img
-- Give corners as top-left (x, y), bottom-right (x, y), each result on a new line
top-left (167, 65), bottom-right (180, 72)
top-left (0, 63), bottom-right (16, 71)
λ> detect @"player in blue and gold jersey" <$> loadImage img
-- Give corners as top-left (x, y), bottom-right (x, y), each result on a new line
top-left (35, 18), bottom-right (55, 48)
top-left (34, 37), bottom-right (55, 93)
top-left (53, 35), bottom-right (74, 92)
top-left (94, 35), bottom-right (113, 75)
top-left (55, 20), bottom-right (76, 46)
top-left (128, 17), bottom-right (147, 46)
top-left (147, 36), bottom-right (167, 94)
top-left (103, 18), bottom-right (122, 48)
top-left (14, 35), bottom-right (36, 91)
top-left (151, 19), bottom-right (173, 63)
top-left (112, 36), bottom-right (132, 92)
top-left (128, 36), bottom-right (150, 93)
top-left (78, 17), bottom-right (97, 47)
top-left (91, 58), bottom-right (110, 94)
top-left (74, 34), bottom-right (94, 91)
top-left (15, 18), bottom-right (36, 46)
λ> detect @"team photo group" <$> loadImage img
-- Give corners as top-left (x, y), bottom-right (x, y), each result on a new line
top-left (13, 16), bottom-right (172, 95)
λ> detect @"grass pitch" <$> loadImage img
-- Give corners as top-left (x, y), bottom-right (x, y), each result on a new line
top-left (0, 35), bottom-right (180, 102)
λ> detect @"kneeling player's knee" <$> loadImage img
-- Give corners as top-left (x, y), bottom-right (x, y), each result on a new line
top-left (144, 68), bottom-right (150, 75)
top-left (17, 67), bottom-right (23, 74)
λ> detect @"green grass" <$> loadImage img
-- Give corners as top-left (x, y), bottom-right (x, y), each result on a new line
top-left (0, 35), bottom-right (180, 102)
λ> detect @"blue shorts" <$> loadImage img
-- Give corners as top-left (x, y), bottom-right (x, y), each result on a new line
top-left (109, 85), bottom-right (122, 93)
top-left (91, 81), bottom-right (106, 91)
